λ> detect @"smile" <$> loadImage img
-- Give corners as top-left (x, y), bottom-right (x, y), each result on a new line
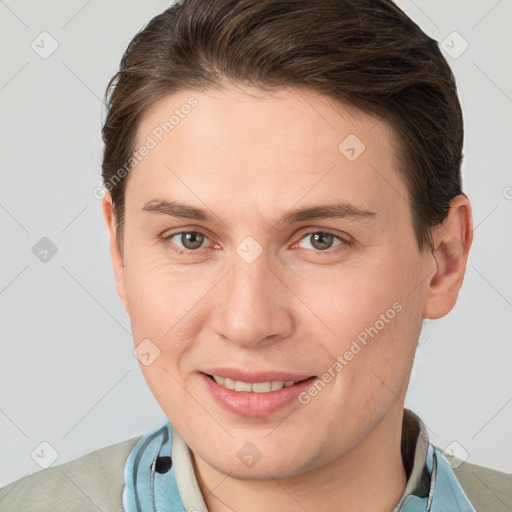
top-left (209, 374), bottom-right (300, 393)
top-left (200, 372), bottom-right (316, 417)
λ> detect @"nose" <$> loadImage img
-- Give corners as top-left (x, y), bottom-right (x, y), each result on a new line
top-left (211, 253), bottom-right (295, 348)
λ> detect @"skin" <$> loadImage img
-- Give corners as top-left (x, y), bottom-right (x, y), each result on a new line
top-left (103, 84), bottom-right (472, 512)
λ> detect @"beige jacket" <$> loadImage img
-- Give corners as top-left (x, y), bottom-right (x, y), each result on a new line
top-left (0, 436), bottom-right (510, 511)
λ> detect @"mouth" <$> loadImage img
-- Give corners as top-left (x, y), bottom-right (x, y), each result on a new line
top-left (204, 373), bottom-right (309, 393)
top-left (199, 371), bottom-right (317, 417)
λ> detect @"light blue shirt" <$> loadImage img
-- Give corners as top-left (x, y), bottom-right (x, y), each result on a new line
top-left (123, 410), bottom-right (475, 512)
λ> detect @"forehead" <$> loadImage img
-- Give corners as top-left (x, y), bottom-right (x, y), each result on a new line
top-left (136, 84), bottom-right (398, 161)
top-left (127, 85), bottom-right (408, 226)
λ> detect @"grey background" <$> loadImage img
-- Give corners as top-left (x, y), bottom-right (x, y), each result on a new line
top-left (1, 0), bottom-right (511, 487)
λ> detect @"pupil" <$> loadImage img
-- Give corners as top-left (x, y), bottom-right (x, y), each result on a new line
top-left (311, 232), bottom-right (333, 250)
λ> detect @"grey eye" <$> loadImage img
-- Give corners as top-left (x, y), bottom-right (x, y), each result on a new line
top-left (170, 231), bottom-right (206, 250)
top-left (311, 233), bottom-right (334, 251)
top-left (297, 232), bottom-right (343, 251)
top-left (181, 232), bottom-right (205, 250)
top-left (310, 232), bottom-right (335, 250)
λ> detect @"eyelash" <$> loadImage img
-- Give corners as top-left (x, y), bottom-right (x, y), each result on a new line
top-left (160, 228), bottom-right (352, 256)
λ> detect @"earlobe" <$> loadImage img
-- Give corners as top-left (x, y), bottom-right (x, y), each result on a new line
top-left (422, 195), bottom-right (473, 319)
top-left (102, 194), bottom-right (129, 313)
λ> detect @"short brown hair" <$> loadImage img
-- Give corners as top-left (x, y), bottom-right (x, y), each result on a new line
top-left (102, 0), bottom-right (463, 250)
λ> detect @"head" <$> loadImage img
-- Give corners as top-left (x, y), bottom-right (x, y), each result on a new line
top-left (101, 0), bottom-right (472, 481)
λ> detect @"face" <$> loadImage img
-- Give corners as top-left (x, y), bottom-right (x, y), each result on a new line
top-left (110, 85), bottom-right (436, 479)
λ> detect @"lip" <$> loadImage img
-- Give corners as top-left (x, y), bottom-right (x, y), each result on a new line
top-left (198, 370), bottom-right (316, 417)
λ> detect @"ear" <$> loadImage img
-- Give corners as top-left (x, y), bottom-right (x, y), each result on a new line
top-left (423, 194), bottom-right (473, 320)
top-left (102, 193), bottom-right (128, 313)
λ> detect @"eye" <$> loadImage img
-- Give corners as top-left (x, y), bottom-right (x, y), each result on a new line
top-left (166, 231), bottom-right (209, 251)
top-left (296, 231), bottom-right (347, 251)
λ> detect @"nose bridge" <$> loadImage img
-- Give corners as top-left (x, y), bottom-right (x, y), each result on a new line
top-left (212, 250), bottom-right (293, 346)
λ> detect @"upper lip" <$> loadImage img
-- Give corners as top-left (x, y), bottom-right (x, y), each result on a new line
top-left (200, 368), bottom-right (315, 383)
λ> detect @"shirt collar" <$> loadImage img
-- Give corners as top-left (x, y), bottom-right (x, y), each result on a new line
top-left (393, 408), bottom-right (432, 510)
top-left (123, 408), bottom-right (475, 511)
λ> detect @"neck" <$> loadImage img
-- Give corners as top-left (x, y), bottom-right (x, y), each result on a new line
top-left (193, 405), bottom-right (408, 512)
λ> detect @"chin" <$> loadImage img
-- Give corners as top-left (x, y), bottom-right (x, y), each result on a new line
top-left (199, 443), bottom-right (321, 481)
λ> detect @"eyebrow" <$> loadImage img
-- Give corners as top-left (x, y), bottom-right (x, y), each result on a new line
top-left (142, 199), bottom-right (377, 225)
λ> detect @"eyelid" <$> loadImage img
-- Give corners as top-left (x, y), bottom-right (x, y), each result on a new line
top-left (300, 226), bottom-right (352, 240)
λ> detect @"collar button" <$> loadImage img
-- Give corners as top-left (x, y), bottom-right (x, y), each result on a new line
top-left (155, 456), bottom-right (172, 474)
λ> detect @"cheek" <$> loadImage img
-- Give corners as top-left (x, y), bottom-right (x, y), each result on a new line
top-left (294, 251), bottom-right (424, 385)
top-left (122, 258), bottom-right (213, 387)
top-left (124, 261), bottom-right (206, 413)
top-left (291, 261), bottom-right (407, 344)
top-left (124, 250), bottom-right (206, 330)
top-left (347, 268), bottom-right (424, 397)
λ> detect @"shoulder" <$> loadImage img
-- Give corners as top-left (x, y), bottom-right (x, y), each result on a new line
top-left (444, 454), bottom-right (512, 512)
top-left (0, 436), bottom-right (140, 512)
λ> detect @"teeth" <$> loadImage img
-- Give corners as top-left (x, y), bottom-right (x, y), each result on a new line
top-left (224, 377), bottom-right (235, 390)
top-left (271, 381), bottom-right (284, 391)
top-left (252, 381), bottom-right (272, 393)
top-left (211, 375), bottom-right (298, 393)
top-left (235, 380), bottom-right (252, 392)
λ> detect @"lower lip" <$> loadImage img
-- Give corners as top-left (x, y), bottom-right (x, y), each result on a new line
top-left (199, 373), bottom-right (316, 417)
